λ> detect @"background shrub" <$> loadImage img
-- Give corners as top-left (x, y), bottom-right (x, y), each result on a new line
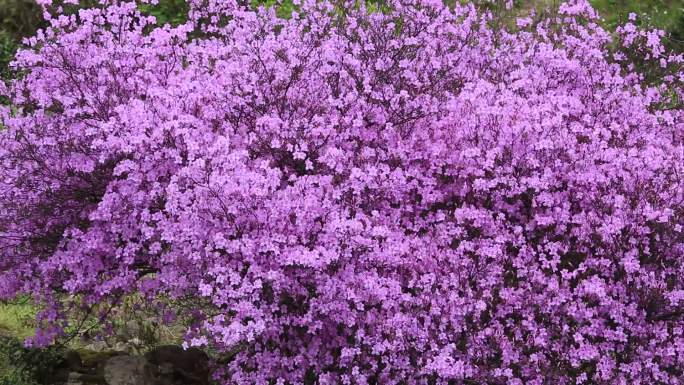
top-left (0, 336), bottom-right (64, 385)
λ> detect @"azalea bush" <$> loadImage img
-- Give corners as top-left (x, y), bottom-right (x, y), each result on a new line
top-left (1, 0), bottom-right (684, 384)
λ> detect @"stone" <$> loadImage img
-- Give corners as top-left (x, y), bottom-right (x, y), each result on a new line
top-left (64, 350), bottom-right (83, 370)
top-left (66, 372), bottom-right (106, 385)
top-left (124, 320), bottom-right (141, 337)
top-left (103, 355), bottom-right (154, 385)
top-left (112, 341), bottom-right (130, 353)
top-left (52, 368), bottom-right (72, 384)
top-left (157, 362), bottom-right (174, 376)
top-left (76, 349), bottom-right (124, 372)
top-left (144, 345), bottom-right (209, 385)
top-left (82, 340), bottom-right (109, 352)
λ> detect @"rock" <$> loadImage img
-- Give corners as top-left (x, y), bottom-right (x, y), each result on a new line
top-left (121, 320), bottom-right (141, 340)
top-left (55, 345), bottom-right (210, 385)
top-left (157, 362), bottom-right (174, 376)
top-left (103, 356), bottom-right (154, 385)
top-left (76, 349), bottom-right (125, 372)
top-left (52, 368), bottom-right (72, 384)
top-left (112, 341), bottom-right (131, 353)
top-left (66, 372), bottom-right (83, 385)
top-left (64, 350), bottom-right (83, 370)
top-left (83, 340), bottom-right (109, 352)
top-left (66, 371), bottom-right (83, 385)
top-left (67, 372), bottom-right (106, 385)
top-left (144, 345), bottom-right (209, 385)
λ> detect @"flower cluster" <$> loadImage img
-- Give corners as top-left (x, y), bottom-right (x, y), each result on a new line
top-left (1, 0), bottom-right (683, 384)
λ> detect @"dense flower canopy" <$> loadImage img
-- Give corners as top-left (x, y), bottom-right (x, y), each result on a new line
top-left (1, 0), bottom-right (684, 383)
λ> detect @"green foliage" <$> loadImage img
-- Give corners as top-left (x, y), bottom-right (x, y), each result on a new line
top-left (0, 0), bottom-right (42, 80)
top-left (250, 0), bottom-right (297, 19)
top-left (0, 370), bottom-right (38, 385)
top-left (590, 0), bottom-right (684, 51)
top-left (0, 0), bottom-right (43, 80)
top-left (0, 336), bottom-right (64, 385)
top-left (591, 0), bottom-right (683, 30)
top-left (0, 300), bottom-right (43, 385)
top-left (138, 0), bottom-right (190, 26)
top-left (0, 32), bottom-right (17, 80)
top-left (0, 300), bottom-right (36, 339)
top-left (0, 0), bottom-right (43, 39)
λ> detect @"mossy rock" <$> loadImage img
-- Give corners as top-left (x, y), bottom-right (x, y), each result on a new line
top-left (68, 371), bottom-right (107, 384)
top-left (74, 349), bottom-right (126, 371)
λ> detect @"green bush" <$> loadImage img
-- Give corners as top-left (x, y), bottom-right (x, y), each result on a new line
top-left (591, 0), bottom-right (683, 29)
top-left (0, 336), bottom-right (64, 385)
top-left (0, 32), bottom-right (17, 80)
top-left (590, 0), bottom-right (684, 51)
top-left (138, 0), bottom-right (190, 26)
top-left (0, 370), bottom-right (38, 385)
top-left (0, 0), bottom-right (43, 40)
top-left (0, 0), bottom-right (42, 80)
top-left (0, 300), bottom-right (35, 338)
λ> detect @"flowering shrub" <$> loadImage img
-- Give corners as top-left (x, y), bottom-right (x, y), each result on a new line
top-left (1, 0), bottom-right (684, 384)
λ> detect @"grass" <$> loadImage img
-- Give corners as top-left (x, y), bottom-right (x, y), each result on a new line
top-left (0, 300), bottom-right (36, 340)
top-left (591, 0), bottom-right (684, 30)
top-left (0, 300), bottom-right (38, 384)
